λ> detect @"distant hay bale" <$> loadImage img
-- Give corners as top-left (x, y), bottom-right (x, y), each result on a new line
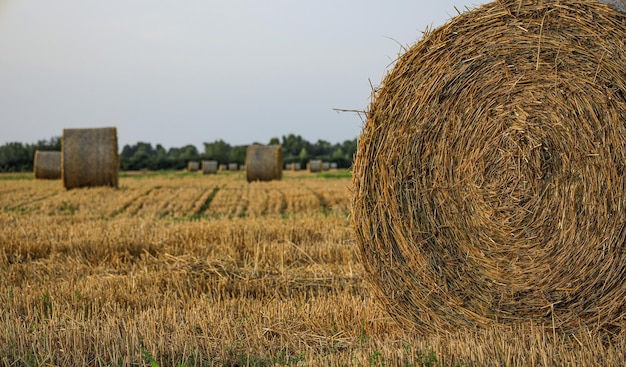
top-left (245, 144), bottom-right (282, 182)
top-left (187, 161), bottom-right (200, 172)
top-left (219, 164), bottom-right (228, 171)
top-left (33, 150), bottom-right (61, 179)
top-left (62, 127), bottom-right (118, 189)
top-left (352, 0), bottom-right (626, 335)
top-left (330, 162), bottom-right (338, 170)
top-left (228, 163), bottom-right (238, 171)
top-left (308, 160), bottom-right (322, 173)
top-left (322, 162), bottom-right (330, 171)
top-left (201, 160), bottom-right (218, 174)
top-left (286, 162), bottom-right (302, 171)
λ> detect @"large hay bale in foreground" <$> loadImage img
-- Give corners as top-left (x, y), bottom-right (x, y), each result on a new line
top-left (352, 0), bottom-right (626, 335)
top-left (245, 144), bottom-right (282, 182)
top-left (33, 150), bottom-right (61, 179)
top-left (202, 160), bottom-right (218, 174)
top-left (62, 127), bottom-right (118, 189)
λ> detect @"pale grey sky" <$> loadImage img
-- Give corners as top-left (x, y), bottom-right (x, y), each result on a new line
top-left (0, 1), bottom-right (488, 149)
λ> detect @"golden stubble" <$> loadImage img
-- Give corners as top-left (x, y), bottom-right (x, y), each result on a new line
top-left (1, 170), bottom-right (625, 366)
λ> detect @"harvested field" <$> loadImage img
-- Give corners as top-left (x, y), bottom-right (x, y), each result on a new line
top-left (1, 170), bottom-right (625, 366)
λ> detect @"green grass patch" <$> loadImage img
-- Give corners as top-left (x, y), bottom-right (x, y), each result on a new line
top-left (0, 172), bottom-right (34, 181)
top-left (316, 170), bottom-right (352, 179)
top-left (190, 186), bottom-right (221, 220)
top-left (119, 170), bottom-right (189, 179)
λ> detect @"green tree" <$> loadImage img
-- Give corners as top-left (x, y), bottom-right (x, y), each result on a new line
top-left (0, 136), bottom-right (61, 172)
top-left (0, 142), bottom-right (30, 172)
top-left (281, 134), bottom-right (306, 155)
top-left (281, 134), bottom-right (311, 164)
top-left (120, 142), bottom-right (156, 170)
top-left (311, 139), bottom-right (332, 159)
top-left (229, 145), bottom-right (247, 165)
top-left (153, 144), bottom-right (168, 170)
top-left (268, 137), bottom-right (280, 145)
top-left (203, 139), bottom-right (231, 164)
top-left (298, 147), bottom-right (309, 166)
top-left (165, 146), bottom-right (199, 170)
top-left (0, 134), bottom-right (358, 172)
top-left (35, 137), bottom-right (61, 151)
top-left (336, 139), bottom-right (357, 168)
top-left (180, 145), bottom-right (199, 165)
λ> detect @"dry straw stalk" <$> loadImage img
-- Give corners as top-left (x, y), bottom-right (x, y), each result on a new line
top-left (245, 144), bottom-right (283, 182)
top-left (33, 150), bottom-right (61, 179)
top-left (352, 0), bottom-right (626, 336)
top-left (62, 127), bottom-right (119, 189)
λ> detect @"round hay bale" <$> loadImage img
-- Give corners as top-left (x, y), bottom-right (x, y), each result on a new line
top-left (228, 162), bottom-right (238, 171)
top-left (62, 127), bottom-right (118, 189)
top-left (293, 162), bottom-right (301, 171)
top-left (351, 0), bottom-right (626, 335)
top-left (308, 160), bottom-right (322, 173)
top-left (245, 144), bottom-right (282, 182)
top-left (202, 160), bottom-right (218, 174)
top-left (187, 161), bottom-right (200, 172)
top-left (33, 150), bottom-right (61, 179)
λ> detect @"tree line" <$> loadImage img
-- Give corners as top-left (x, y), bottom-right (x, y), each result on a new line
top-left (0, 134), bottom-right (357, 172)
top-left (0, 137), bottom-right (62, 172)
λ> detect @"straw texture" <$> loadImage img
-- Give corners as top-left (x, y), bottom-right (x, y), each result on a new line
top-left (352, 0), bottom-right (626, 335)
top-left (245, 144), bottom-right (283, 182)
top-left (33, 150), bottom-right (61, 179)
top-left (62, 127), bottom-right (119, 189)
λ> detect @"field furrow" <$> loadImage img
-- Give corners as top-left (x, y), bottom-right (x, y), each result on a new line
top-left (246, 182), bottom-right (268, 218)
top-left (266, 186), bottom-right (286, 217)
top-left (207, 182), bottom-right (247, 218)
top-left (283, 185), bottom-right (320, 215)
top-left (0, 179), bottom-right (62, 213)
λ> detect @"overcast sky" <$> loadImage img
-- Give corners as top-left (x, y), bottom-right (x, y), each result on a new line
top-left (0, 1), bottom-right (488, 150)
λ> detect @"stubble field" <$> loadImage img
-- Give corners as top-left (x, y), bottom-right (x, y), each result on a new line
top-left (1, 170), bottom-right (624, 366)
